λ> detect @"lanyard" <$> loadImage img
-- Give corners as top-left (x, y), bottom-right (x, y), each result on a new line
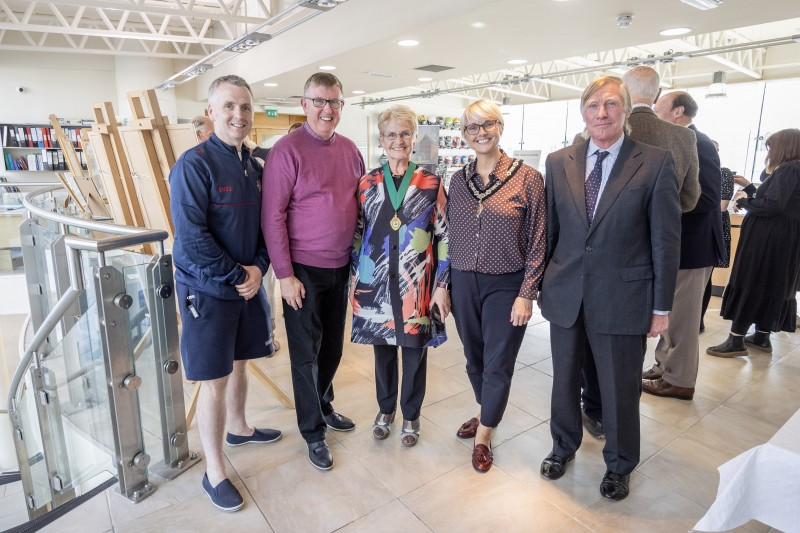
top-left (382, 161), bottom-right (416, 212)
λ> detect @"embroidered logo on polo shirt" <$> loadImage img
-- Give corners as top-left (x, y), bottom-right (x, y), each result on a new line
top-left (218, 185), bottom-right (233, 193)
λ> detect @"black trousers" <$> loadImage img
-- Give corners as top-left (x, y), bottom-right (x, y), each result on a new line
top-left (551, 307), bottom-right (646, 475)
top-left (283, 262), bottom-right (349, 443)
top-left (731, 320), bottom-right (771, 335)
top-left (450, 268), bottom-right (527, 428)
top-left (374, 345), bottom-right (427, 421)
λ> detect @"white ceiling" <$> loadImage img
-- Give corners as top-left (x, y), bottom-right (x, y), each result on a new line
top-left (2, 0), bottom-right (799, 107)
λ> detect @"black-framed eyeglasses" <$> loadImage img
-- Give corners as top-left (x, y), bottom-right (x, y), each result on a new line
top-left (381, 131), bottom-right (414, 141)
top-left (303, 97), bottom-right (344, 109)
top-left (465, 120), bottom-right (500, 135)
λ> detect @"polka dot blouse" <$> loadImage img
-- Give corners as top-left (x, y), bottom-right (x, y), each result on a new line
top-left (446, 150), bottom-right (547, 300)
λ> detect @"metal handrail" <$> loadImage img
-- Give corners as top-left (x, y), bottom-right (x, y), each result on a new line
top-left (8, 187), bottom-right (169, 413)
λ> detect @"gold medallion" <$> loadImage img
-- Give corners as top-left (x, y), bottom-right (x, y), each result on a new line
top-left (390, 214), bottom-right (402, 231)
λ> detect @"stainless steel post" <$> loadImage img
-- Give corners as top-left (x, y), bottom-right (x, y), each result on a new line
top-left (94, 265), bottom-right (153, 502)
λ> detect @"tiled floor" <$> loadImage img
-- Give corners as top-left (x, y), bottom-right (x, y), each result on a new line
top-left (1, 297), bottom-right (796, 532)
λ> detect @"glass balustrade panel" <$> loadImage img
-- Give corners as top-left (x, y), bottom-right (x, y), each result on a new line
top-left (38, 299), bottom-right (116, 497)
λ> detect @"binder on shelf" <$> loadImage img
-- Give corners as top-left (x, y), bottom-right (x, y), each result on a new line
top-left (1, 125), bottom-right (6, 147)
top-left (7, 127), bottom-right (18, 147)
top-left (57, 150), bottom-right (65, 170)
top-left (16, 127), bottom-right (26, 147)
top-left (24, 127), bottom-right (33, 147)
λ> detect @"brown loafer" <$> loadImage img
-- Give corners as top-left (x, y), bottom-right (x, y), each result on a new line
top-left (642, 377), bottom-right (694, 400)
top-left (472, 442), bottom-right (493, 473)
top-left (457, 417), bottom-right (479, 439)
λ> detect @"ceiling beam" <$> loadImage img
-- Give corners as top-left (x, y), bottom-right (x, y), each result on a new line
top-left (34, 0), bottom-right (269, 24)
top-left (0, 20), bottom-right (230, 44)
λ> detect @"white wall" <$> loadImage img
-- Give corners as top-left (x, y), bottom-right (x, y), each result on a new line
top-left (0, 52), bottom-right (206, 126)
top-left (0, 53), bottom-right (117, 124)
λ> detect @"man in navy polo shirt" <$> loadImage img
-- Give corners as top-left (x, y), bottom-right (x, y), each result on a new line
top-left (170, 75), bottom-right (280, 512)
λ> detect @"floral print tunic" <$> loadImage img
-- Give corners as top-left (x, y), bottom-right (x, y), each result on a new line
top-left (350, 166), bottom-right (450, 347)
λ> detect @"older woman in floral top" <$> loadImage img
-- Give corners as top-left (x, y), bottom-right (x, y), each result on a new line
top-left (350, 104), bottom-right (450, 447)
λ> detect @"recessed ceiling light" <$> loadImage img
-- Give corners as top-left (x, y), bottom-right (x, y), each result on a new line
top-left (397, 39), bottom-right (419, 47)
top-left (470, 22), bottom-right (485, 28)
top-left (352, 90), bottom-right (365, 94)
top-left (417, 77), bottom-right (432, 82)
top-left (660, 27), bottom-right (692, 36)
top-left (506, 59), bottom-right (528, 65)
top-left (263, 82), bottom-right (278, 87)
top-left (319, 65), bottom-right (336, 70)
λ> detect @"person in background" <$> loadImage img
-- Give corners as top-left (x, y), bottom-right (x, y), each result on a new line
top-left (642, 91), bottom-right (724, 401)
top-left (707, 129), bottom-right (800, 356)
top-left (171, 75), bottom-right (280, 512)
top-left (192, 115), bottom-right (213, 144)
top-left (288, 121), bottom-right (304, 133)
top-left (447, 99), bottom-right (546, 473)
top-left (350, 104), bottom-right (450, 447)
top-left (699, 140), bottom-right (737, 333)
top-left (262, 72), bottom-right (365, 471)
top-left (540, 76), bottom-right (680, 501)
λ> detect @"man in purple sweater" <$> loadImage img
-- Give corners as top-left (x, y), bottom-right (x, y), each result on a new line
top-left (262, 72), bottom-right (365, 470)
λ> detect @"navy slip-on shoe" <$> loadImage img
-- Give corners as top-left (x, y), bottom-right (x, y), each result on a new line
top-left (225, 427), bottom-right (282, 447)
top-left (202, 473), bottom-right (244, 512)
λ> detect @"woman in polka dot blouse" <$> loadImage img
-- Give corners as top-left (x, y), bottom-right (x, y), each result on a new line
top-left (447, 99), bottom-right (547, 473)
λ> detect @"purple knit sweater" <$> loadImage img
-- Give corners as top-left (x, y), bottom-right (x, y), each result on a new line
top-left (262, 124), bottom-right (365, 279)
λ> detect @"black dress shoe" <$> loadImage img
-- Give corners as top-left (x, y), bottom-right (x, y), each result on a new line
top-left (600, 471), bottom-right (630, 500)
top-left (581, 411), bottom-right (605, 440)
top-left (307, 440), bottom-right (333, 470)
top-left (540, 452), bottom-right (575, 480)
top-left (324, 411), bottom-right (355, 432)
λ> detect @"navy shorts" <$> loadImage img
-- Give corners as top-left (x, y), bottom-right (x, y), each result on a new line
top-left (177, 282), bottom-right (273, 381)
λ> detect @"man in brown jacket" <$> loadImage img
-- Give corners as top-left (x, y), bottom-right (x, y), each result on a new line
top-left (579, 66), bottom-right (700, 440)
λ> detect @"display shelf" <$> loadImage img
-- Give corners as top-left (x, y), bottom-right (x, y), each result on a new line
top-left (2, 122), bottom-right (88, 173)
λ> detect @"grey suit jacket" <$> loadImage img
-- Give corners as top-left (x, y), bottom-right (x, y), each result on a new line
top-left (628, 106), bottom-right (700, 213)
top-left (541, 136), bottom-right (682, 336)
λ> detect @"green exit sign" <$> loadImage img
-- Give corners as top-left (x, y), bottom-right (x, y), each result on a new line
top-left (265, 109), bottom-right (279, 118)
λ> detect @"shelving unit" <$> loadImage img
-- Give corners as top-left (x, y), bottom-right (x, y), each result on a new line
top-left (1, 123), bottom-right (88, 176)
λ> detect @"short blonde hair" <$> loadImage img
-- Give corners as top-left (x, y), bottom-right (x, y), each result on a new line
top-left (460, 99), bottom-right (504, 136)
top-left (580, 76), bottom-right (632, 135)
top-left (377, 105), bottom-right (418, 136)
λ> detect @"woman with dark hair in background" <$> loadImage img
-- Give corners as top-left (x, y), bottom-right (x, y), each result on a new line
top-left (707, 128), bottom-right (800, 357)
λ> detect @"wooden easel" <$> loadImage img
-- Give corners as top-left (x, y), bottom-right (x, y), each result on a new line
top-left (87, 102), bottom-right (143, 229)
top-left (115, 90), bottom-right (176, 251)
top-left (48, 115), bottom-right (111, 219)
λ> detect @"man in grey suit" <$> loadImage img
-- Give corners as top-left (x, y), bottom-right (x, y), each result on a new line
top-left (579, 66), bottom-right (701, 439)
top-left (539, 76), bottom-right (681, 500)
